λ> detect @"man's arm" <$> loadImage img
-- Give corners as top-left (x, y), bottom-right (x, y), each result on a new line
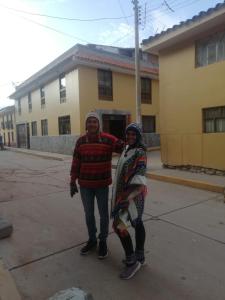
top-left (111, 136), bottom-right (125, 154)
top-left (70, 141), bottom-right (81, 183)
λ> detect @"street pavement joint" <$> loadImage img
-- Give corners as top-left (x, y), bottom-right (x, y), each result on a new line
top-left (160, 219), bottom-right (225, 246)
top-left (143, 217), bottom-right (225, 246)
top-left (144, 194), bottom-right (221, 219)
top-left (8, 241), bottom-right (86, 272)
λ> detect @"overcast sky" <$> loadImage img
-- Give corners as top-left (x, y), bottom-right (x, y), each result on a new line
top-left (0, 0), bottom-right (222, 108)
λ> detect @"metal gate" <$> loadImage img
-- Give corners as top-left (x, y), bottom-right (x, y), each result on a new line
top-left (16, 123), bottom-right (27, 148)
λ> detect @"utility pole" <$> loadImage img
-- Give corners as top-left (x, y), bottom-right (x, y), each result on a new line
top-left (132, 0), bottom-right (142, 127)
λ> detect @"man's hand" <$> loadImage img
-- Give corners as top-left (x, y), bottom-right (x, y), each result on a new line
top-left (70, 182), bottom-right (78, 197)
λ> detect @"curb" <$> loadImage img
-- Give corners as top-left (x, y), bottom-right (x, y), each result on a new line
top-left (0, 259), bottom-right (21, 300)
top-left (5, 147), bottom-right (68, 161)
top-left (113, 164), bottom-right (224, 194)
top-left (147, 172), bottom-right (225, 194)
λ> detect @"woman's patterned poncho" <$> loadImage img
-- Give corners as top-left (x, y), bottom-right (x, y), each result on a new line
top-left (111, 145), bottom-right (147, 227)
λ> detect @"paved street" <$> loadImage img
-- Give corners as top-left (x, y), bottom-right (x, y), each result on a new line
top-left (0, 150), bottom-right (225, 300)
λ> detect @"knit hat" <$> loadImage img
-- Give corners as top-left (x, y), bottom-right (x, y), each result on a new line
top-left (125, 123), bottom-right (142, 140)
top-left (85, 111), bottom-right (101, 131)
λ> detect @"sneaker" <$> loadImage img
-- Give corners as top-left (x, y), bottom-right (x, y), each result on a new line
top-left (98, 240), bottom-right (108, 259)
top-left (120, 261), bottom-right (141, 280)
top-left (80, 240), bottom-right (97, 255)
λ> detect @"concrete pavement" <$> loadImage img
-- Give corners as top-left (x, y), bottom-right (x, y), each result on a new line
top-left (0, 150), bottom-right (225, 299)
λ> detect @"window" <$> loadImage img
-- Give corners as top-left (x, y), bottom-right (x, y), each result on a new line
top-left (58, 115), bottom-right (71, 135)
top-left (2, 116), bottom-right (5, 129)
top-left (11, 132), bottom-right (14, 142)
top-left (142, 115), bottom-right (156, 133)
top-left (18, 99), bottom-right (21, 115)
top-left (59, 74), bottom-right (66, 103)
top-left (31, 121), bottom-right (37, 136)
top-left (6, 115), bottom-right (9, 129)
top-left (203, 106), bottom-right (225, 133)
top-left (40, 86), bottom-right (45, 108)
top-left (196, 31), bottom-right (225, 67)
top-left (98, 69), bottom-right (113, 100)
top-left (41, 119), bottom-right (48, 136)
top-left (10, 114), bottom-right (13, 129)
top-left (141, 78), bottom-right (152, 104)
top-left (28, 93), bottom-right (32, 112)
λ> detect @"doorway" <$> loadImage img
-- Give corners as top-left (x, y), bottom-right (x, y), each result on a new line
top-left (102, 114), bottom-right (127, 140)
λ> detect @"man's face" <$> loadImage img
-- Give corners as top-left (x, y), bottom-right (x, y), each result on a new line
top-left (86, 117), bottom-right (99, 134)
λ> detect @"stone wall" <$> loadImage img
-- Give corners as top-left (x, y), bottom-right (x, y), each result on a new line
top-left (143, 133), bottom-right (160, 148)
top-left (30, 135), bottom-right (78, 155)
top-left (30, 133), bottom-right (160, 155)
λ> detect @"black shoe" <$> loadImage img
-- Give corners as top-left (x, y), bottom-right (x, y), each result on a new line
top-left (122, 252), bottom-right (146, 266)
top-left (135, 250), bottom-right (146, 266)
top-left (98, 240), bottom-right (108, 259)
top-left (80, 240), bottom-right (97, 255)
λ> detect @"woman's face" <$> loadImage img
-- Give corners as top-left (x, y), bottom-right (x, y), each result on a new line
top-left (126, 130), bottom-right (137, 145)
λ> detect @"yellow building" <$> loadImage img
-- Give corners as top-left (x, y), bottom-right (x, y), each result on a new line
top-left (0, 106), bottom-right (16, 147)
top-left (10, 44), bottom-right (159, 152)
top-left (142, 3), bottom-right (225, 171)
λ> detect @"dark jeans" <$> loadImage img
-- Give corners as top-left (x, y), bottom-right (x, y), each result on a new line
top-left (80, 186), bottom-right (109, 242)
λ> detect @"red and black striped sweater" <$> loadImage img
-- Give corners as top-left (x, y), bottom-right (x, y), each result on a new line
top-left (70, 132), bottom-right (124, 188)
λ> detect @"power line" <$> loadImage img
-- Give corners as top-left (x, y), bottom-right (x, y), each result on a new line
top-left (2, 3), bottom-right (136, 48)
top-left (140, 0), bottom-right (184, 32)
top-left (147, 0), bottom-right (195, 13)
top-left (6, 10), bottom-right (91, 44)
top-left (111, 31), bottom-right (134, 46)
top-left (2, 5), bottom-right (134, 52)
top-left (146, 0), bottom-right (202, 19)
top-left (163, 0), bottom-right (175, 12)
top-left (0, 3), bottom-right (133, 22)
top-left (117, 0), bottom-right (130, 25)
top-left (144, 0), bottom-right (203, 33)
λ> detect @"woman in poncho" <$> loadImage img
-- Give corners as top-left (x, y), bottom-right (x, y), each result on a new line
top-left (111, 123), bottom-right (147, 280)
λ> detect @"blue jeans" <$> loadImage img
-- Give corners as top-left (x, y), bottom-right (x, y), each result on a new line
top-left (80, 186), bottom-right (109, 242)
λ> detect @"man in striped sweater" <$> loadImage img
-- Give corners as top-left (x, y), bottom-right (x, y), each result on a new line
top-left (70, 112), bottom-right (124, 259)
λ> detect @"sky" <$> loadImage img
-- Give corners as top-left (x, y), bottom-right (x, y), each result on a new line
top-left (0, 0), bottom-right (223, 109)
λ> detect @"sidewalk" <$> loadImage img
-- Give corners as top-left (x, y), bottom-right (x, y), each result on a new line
top-left (6, 146), bottom-right (225, 195)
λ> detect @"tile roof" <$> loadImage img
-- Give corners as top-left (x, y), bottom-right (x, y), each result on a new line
top-left (142, 1), bottom-right (225, 45)
top-left (10, 44), bottom-right (158, 99)
top-left (75, 48), bottom-right (158, 75)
